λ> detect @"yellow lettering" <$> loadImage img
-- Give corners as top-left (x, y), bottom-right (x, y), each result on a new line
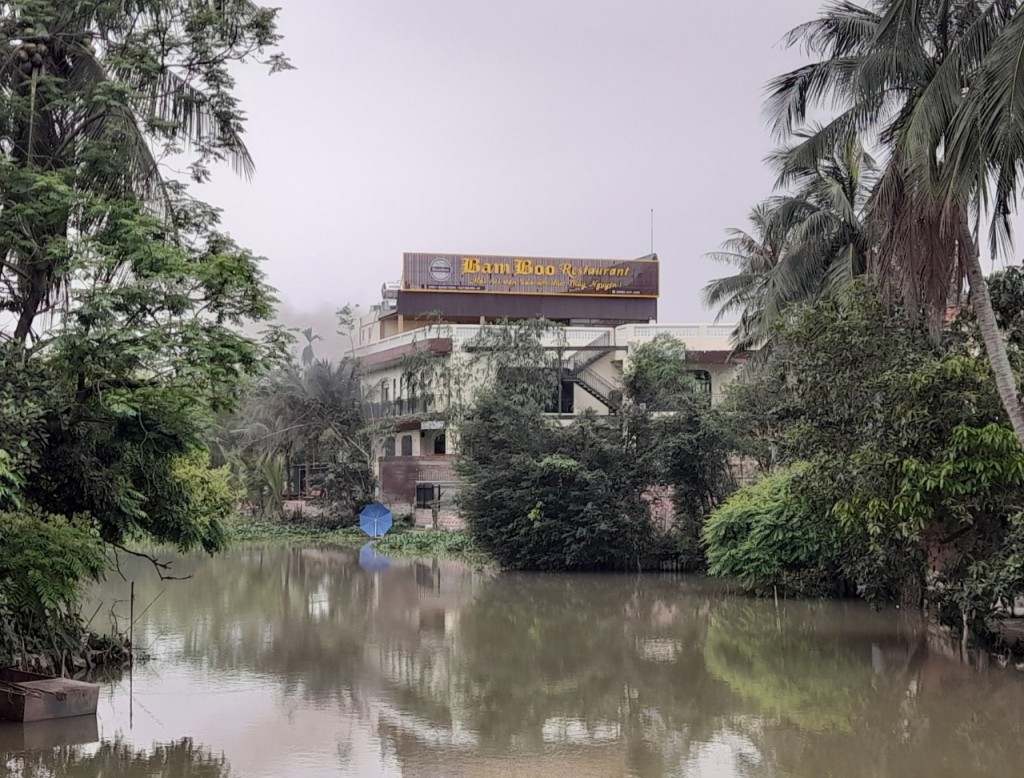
top-left (463, 257), bottom-right (480, 273)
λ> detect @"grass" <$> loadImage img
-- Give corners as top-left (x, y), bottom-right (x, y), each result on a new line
top-left (228, 520), bottom-right (493, 564)
top-left (227, 519), bottom-right (370, 545)
top-left (373, 530), bottom-right (491, 563)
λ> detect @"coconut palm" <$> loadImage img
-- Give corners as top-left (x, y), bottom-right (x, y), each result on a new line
top-left (704, 202), bottom-right (788, 351)
top-left (0, 1), bottom-right (285, 344)
top-left (704, 132), bottom-right (875, 349)
top-left (767, 0), bottom-right (1024, 443)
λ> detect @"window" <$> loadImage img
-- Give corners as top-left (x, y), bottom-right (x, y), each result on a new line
top-left (383, 437), bottom-right (396, 457)
top-left (433, 434), bottom-right (446, 455)
top-left (401, 434), bottom-right (413, 456)
top-left (415, 483), bottom-right (437, 509)
top-left (689, 370), bottom-right (712, 396)
top-left (382, 383), bottom-right (390, 403)
top-left (560, 381), bottom-right (575, 414)
top-left (542, 379), bottom-right (575, 414)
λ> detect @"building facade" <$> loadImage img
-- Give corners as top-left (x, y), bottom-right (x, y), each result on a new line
top-left (353, 252), bottom-right (747, 525)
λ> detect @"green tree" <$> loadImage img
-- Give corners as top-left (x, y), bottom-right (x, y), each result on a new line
top-left (706, 283), bottom-right (1024, 639)
top-left (458, 387), bottom-right (657, 571)
top-left (220, 358), bottom-right (374, 525)
top-left (987, 265), bottom-right (1024, 348)
top-left (622, 333), bottom-right (694, 410)
top-left (0, 1), bottom-right (290, 667)
top-left (704, 203), bottom-right (787, 351)
top-left (704, 133), bottom-right (875, 349)
top-left (0, 1), bottom-right (290, 344)
top-left (767, 0), bottom-right (1024, 443)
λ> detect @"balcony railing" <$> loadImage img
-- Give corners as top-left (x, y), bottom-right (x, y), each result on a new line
top-left (363, 396), bottom-right (436, 419)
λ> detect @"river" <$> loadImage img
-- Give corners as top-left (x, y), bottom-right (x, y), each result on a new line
top-left (2, 543), bottom-right (1024, 777)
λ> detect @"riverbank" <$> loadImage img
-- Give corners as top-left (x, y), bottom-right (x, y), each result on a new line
top-left (4, 629), bottom-right (132, 678)
top-left (228, 522), bottom-right (492, 565)
top-left (374, 530), bottom-right (491, 565)
top-left (228, 520), bottom-right (369, 545)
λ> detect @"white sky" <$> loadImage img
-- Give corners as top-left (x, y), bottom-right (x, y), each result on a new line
top-left (193, 0), bottom-right (826, 335)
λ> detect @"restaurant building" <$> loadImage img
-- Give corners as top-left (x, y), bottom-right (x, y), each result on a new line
top-left (353, 252), bottom-right (747, 526)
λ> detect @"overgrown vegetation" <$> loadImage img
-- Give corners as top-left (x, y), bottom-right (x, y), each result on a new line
top-left (696, 0), bottom-right (1024, 651)
top-left (455, 325), bottom-right (733, 572)
top-left (703, 283), bottom-right (1024, 647)
top-left (0, 0), bottom-right (290, 671)
top-left (373, 530), bottom-right (484, 560)
top-left (214, 357), bottom-right (374, 527)
top-left (228, 520), bottom-right (367, 545)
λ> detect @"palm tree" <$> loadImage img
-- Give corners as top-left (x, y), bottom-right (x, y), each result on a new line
top-left (219, 358), bottom-right (373, 515)
top-left (704, 132), bottom-right (875, 349)
top-left (767, 0), bottom-right (1024, 443)
top-left (0, 1), bottom-right (283, 345)
top-left (703, 202), bottom-right (787, 350)
top-left (300, 328), bottom-right (322, 367)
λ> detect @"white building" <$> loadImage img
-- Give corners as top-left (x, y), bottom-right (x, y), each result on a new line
top-left (353, 252), bottom-right (747, 525)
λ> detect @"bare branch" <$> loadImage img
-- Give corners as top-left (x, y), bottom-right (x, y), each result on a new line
top-left (108, 542), bottom-right (192, 581)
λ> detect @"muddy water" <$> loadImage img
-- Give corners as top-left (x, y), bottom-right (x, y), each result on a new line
top-left (2, 544), bottom-right (1024, 777)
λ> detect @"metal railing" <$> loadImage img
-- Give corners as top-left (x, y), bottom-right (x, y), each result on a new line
top-left (571, 366), bottom-right (621, 410)
top-left (564, 331), bottom-right (613, 373)
top-left (363, 396), bottom-right (435, 418)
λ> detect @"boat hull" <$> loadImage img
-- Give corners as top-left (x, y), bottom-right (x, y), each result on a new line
top-left (0, 668), bottom-right (100, 723)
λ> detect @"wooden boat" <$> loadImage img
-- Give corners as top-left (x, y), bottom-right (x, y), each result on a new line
top-left (0, 668), bottom-right (99, 723)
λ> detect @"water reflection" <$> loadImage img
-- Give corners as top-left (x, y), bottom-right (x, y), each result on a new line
top-left (12, 545), bottom-right (1023, 777)
top-left (0, 738), bottom-right (229, 777)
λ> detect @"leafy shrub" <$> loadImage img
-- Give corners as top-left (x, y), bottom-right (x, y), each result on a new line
top-left (622, 333), bottom-right (694, 410)
top-left (702, 468), bottom-right (848, 596)
top-left (459, 390), bottom-right (657, 571)
top-left (374, 530), bottom-right (481, 558)
top-left (173, 448), bottom-right (241, 525)
top-left (0, 511), bottom-right (105, 664)
top-left (0, 447), bottom-right (25, 509)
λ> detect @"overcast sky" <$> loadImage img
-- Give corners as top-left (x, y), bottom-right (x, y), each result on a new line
top-left (196, 0), bottom-right (826, 334)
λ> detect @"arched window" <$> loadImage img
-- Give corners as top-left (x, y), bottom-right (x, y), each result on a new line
top-left (401, 434), bottom-right (413, 456)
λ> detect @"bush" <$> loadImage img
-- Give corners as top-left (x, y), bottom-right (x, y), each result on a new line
top-left (374, 530), bottom-right (480, 558)
top-left (702, 468), bottom-right (848, 596)
top-left (459, 390), bottom-right (657, 571)
top-left (0, 511), bottom-right (106, 666)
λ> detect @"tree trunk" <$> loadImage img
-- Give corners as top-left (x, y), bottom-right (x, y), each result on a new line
top-left (964, 250), bottom-right (1024, 445)
top-left (13, 265), bottom-right (45, 344)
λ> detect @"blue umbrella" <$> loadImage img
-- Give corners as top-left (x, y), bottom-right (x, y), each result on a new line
top-left (359, 542), bottom-right (391, 573)
top-left (359, 502), bottom-right (393, 538)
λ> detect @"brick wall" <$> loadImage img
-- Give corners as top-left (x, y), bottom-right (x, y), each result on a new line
top-left (380, 455), bottom-right (457, 506)
top-left (413, 507), bottom-right (467, 531)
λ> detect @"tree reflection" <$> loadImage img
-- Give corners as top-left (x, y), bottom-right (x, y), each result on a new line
top-left (86, 549), bottom-right (1024, 778)
top-left (449, 573), bottom-right (736, 775)
top-left (0, 738), bottom-right (229, 778)
top-left (90, 546), bottom-right (484, 706)
top-left (703, 603), bottom-right (882, 733)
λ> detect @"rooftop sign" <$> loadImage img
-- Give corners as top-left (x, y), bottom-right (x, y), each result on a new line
top-left (402, 253), bottom-right (659, 298)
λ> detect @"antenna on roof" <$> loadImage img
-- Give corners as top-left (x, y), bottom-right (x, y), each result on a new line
top-left (650, 208), bottom-right (654, 255)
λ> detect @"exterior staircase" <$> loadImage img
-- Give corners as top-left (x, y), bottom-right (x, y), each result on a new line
top-left (563, 332), bottom-right (621, 411)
